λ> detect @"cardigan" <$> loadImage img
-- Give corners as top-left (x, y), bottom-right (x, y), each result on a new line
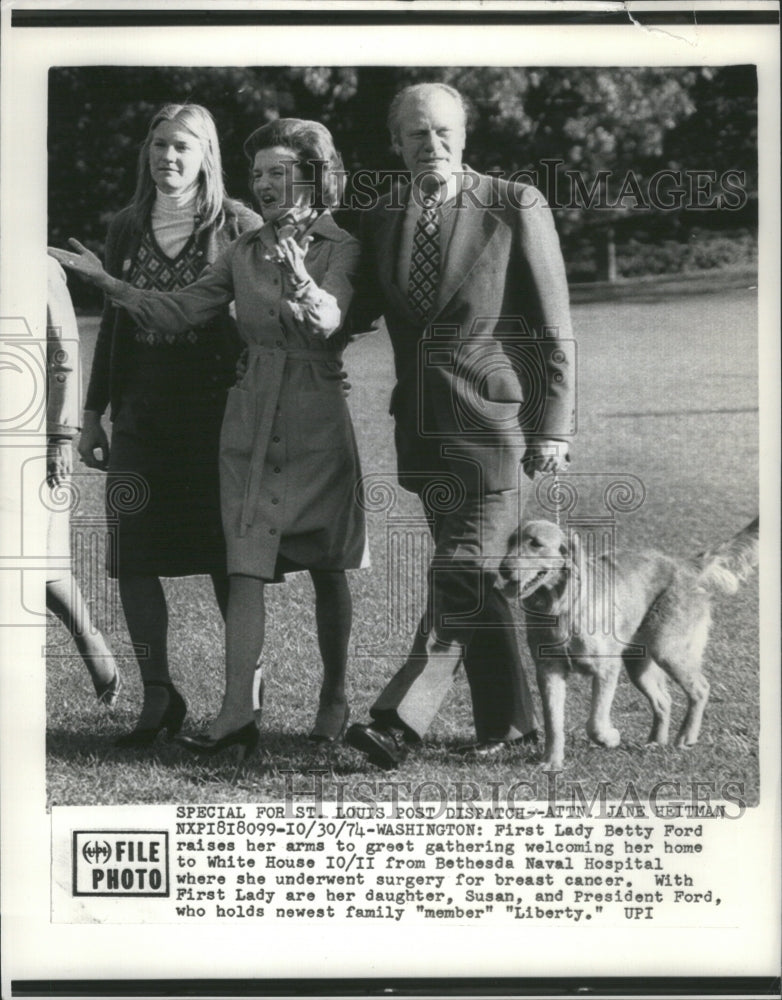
top-left (84, 197), bottom-right (262, 419)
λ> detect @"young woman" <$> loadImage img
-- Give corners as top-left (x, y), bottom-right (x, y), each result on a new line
top-left (75, 104), bottom-right (261, 746)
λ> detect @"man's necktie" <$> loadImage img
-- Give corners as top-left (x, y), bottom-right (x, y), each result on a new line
top-left (407, 195), bottom-right (440, 320)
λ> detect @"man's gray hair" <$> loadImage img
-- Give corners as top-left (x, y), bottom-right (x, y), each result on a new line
top-left (387, 82), bottom-right (468, 143)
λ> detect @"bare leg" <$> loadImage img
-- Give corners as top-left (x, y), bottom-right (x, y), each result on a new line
top-left (209, 574), bottom-right (264, 738)
top-left (309, 569), bottom-right (351, 738)
top-left (46, 574), bottom-right (118, 698)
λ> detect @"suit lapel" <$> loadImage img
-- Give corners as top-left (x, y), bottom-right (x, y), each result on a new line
top-left (433, 171), bottom-right (503, 317)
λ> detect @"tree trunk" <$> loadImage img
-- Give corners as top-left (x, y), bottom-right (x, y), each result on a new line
top-left (601, 225), bottom-right (618, 283)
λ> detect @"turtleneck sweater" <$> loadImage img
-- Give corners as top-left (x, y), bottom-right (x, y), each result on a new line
top-left (150, 186), bottom-right (199, 258)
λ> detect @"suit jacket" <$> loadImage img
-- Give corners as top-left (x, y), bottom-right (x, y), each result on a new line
top-left (353, 170), bottom-right (575, 496)
top-left (84, 198), bottom-right (262, 419)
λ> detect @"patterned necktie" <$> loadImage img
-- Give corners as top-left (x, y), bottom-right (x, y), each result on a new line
top-left (407, 195), bottom-right (440, 319)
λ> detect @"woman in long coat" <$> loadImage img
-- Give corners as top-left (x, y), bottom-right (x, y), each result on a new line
top-left (53, 119), bottom-right (366, 764)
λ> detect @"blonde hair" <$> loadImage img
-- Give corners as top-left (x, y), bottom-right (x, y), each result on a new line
top-left (131, 103), bottom-right (226, 234)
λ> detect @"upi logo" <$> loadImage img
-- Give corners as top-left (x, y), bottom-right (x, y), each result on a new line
top-left (80, 839), bottom-right (112, 865)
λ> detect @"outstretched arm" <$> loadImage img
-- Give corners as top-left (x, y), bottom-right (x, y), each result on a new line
top-left (49, 238), bottom-right (236, 336)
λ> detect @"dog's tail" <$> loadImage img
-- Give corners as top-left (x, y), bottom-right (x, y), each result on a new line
top-left (695, 517), bottom-right (759, 594)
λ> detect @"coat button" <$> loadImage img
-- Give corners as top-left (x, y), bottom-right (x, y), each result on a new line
top-left (269, 528), bottom-right (277, 535)
top-left (272, 435), bottom-right (280, 443)
top-left (275, 340), bottom-right (283, 347)
top-left (271, 498), bottom-right (279, 505)
top-left (274, 467), bottom-right (281, 473)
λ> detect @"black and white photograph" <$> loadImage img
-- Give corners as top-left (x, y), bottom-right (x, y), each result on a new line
top-left (0, 2), bottom-right (779, 995)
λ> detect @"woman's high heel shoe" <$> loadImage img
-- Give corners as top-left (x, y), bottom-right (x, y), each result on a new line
top-left (115, 683), bottom-right (186, 748)
top-left (308, 702), bottom-right (350, 745)
top-left (95, 669), bottom-right (122, 712)
top-left (177, 722), bottom-right (260, 784)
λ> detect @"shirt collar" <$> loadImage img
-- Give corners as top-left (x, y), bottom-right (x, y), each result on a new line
top-left (250, 208), bottom-right (342, 244)
top-left (406, 169), bottom-right (464, 212)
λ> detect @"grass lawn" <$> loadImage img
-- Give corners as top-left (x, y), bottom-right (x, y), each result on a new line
top-left (46, 282), bottom-right (759, 806)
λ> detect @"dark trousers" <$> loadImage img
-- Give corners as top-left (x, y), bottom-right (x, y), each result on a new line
top-left (371, 489), bottom-right (540, 740)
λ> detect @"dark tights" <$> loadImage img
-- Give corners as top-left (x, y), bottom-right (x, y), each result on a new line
top-left (119, 572), bottom-right (228, 723)
top-left (209, 569), bottom-right (351, 738)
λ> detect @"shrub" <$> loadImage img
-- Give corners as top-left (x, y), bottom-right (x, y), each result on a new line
top-left (565, 227), bottom-right (757, 283)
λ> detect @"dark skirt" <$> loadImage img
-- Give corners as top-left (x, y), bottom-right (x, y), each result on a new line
top-left (105, 342), bottom-right (230, 579)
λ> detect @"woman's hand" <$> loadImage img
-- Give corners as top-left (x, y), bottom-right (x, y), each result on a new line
top-left (266, 233), bottom-right (314, 288)
top-left (278, 234), bottom-right (313, 285)
top-left (48, 240), bottom-right (112, 291)
top-left (78, 412), bottom-right (110, 470)
top-left (46, 440), bottom-right (72, 488)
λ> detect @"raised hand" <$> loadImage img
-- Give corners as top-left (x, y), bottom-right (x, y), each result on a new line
top-left (264, 231), bottom-right (314, 288)
top-left (48, 239), bottom-right (110, 289)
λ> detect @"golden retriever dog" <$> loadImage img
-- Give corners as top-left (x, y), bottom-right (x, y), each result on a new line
top-left (498, 517), bottom-right (758, 769)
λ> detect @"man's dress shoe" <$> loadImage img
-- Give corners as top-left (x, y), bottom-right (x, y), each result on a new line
top-left (345, 722), bottom-right (408, 770)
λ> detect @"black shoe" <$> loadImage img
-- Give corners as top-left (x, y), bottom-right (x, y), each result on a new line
top-left (308, 702), bottom-right (350, 745)
top-left (452, 729), bottom-right (538, 759)
top-left (177, 722), bottom-right (260, 784)
top-left (115, 683), bottom-right (186, 748)
top-left (95, 669), bottom-right (121, 712)
top-left (346, 722), bottom-right (408, 771)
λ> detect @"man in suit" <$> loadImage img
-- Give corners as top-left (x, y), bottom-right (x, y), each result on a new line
top-left (346, 82), bottom-right (574, 769)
